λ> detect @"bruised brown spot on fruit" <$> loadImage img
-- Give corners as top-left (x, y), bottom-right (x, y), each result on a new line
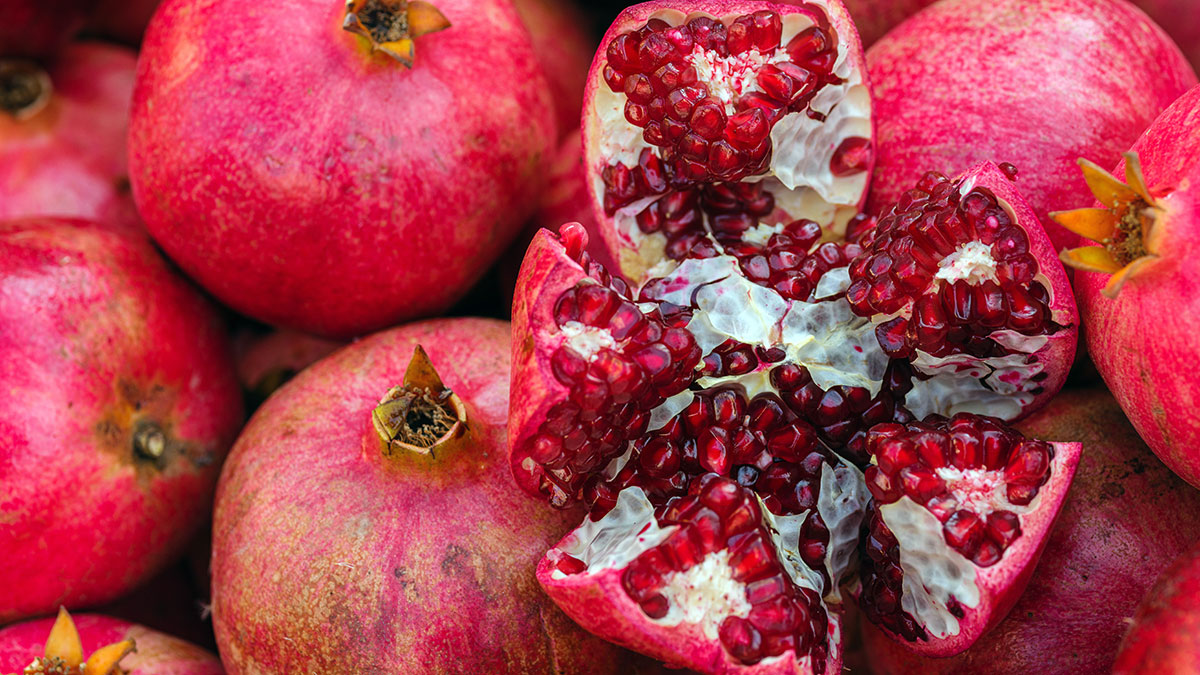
top-left (342, 0), bottom-right (450, 68)
top-left (372, 345), bottom-right (469, 459)
top-left (94, 377), bottom-right (193, 477)
top-left (0, 60), bottom-right (51, 121)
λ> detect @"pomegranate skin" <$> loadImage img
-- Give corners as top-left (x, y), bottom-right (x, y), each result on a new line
top-left (0, 218), bottom-right (243, 623)
top-left (211, 318), bottom-right (643, 674)
top-left (0, 614), bottom-right (222, 675)
top-left (838, 0), bottom-right (932, 46)
top-left (1114, 541), bottom-right (1200, 673)
top-left (0, 42), bottom-right (140, 232)
top-left (866, 0), bottom-right (1197, 250)
top-left (129, 0), bottom-right (557, 339)
top-left (233, 327), bottom-right (344, 406)
top-left (863, 388), bottom-right (1200, 674)
top-left (512, 0), bottom-right (596, 140)
top-left (1075, 85), bottom-right (1200, 490)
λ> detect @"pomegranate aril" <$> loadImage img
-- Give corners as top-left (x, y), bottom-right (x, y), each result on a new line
top-left (830, 136), bottom-right (873, 176)
top-left (720, 616), bottom-right (764, 664)
top-left (943, 510), bottom-right (984, 554)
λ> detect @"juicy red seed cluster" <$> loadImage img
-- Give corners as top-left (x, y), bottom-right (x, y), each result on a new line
top-left (604, 12), bottom-right (840, 192)
top-left (858, 510), bottom-right (929, 642)
top-left (621, 474), bottom-right (829, 669)
top-left (863, 413), bottom-right (1053, 565)
top-left (845, 171), bottom-right (1055, 359)
top-left (770, 361), bottom-right (915, 466)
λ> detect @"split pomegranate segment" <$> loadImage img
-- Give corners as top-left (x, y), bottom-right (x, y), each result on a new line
top-left (856, 413), bottom-right (1080, 656)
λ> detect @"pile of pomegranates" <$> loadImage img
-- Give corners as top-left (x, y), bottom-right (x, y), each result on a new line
top-left (2, 0), bottom-right (1199, 673)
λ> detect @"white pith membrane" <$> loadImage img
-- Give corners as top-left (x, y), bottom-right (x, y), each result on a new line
top-left (588, 3), bottom-right (872, 266)
top-left (875, 478), bottom-right (1043, 640)
top-left (548, 469), bottom-right (864, 663)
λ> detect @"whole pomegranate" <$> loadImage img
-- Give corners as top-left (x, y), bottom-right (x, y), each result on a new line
top-left (0, 43), bottom-right (140, 231)
top-left (1114, 541), bottom-right (1200, 673)
top-left (513, 0), bottom-right (596, 139)
top-left (863, 387), bottom-right (1200, 673)
top-left (0, 217), bottom-right (243, 623)
top-left (211, 318), bottom-right (650, 673)
top-left (1051, 84), bottom-right (1200, 490)
top-left (0, 1), bottom-right (95, 58)
top-left (233, 327), bottom-right (344, 408)
top-left (0, 609), bottom-right (222, 675)
top-left (866, 0), bottom-right (1197, 250)
top-left (129, 0), bottom-right (557, 338)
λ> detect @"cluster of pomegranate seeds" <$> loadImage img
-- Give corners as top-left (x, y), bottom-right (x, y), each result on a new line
top-left (527, 227), bottom-right (703, 507)
top-left (864, 413), bottom-right (1052, 564)
top-left (621, 474), bottom-right (830, 670)
top-left (858, 510), bottom-right (929, 642)
top-left (603, 11), bottom-right (841, 192)
top-left (846, 172), bottom-right (1056, 359)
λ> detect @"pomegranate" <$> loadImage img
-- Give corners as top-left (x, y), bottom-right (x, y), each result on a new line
top-left (0, 43), bottom-right (140, 232)
top-left (0, 609), bottom-right (222, 675)
top-left (211, 318), bottom-right (650, 673)
top-left (1051, 84), bottom-right (1200, 490)
top-left (513, 0), bottom-right (597, 139)
top-left (864, 387), bottom-right (1200, 674)
top-left (1114, 541), bottom-right (1200, 673)
top-left (866, 0), bottom-right (1197, 250)
top-left (100, 562), bottom-right (217, 651)
top-left (837, 0), bottom-right (932, 46)
top-left (0, 1), bottom-right (95, 59)
top-left (0, 217), bottom-right (243, 623)
top-left (233, 327), bottom-right (344, 408)
top-left (129, 0), bottom-right (557, 338)
top-left (583, 0), bottom-right (875, 276)
top-left (87, 0), bottom-right (162, 44)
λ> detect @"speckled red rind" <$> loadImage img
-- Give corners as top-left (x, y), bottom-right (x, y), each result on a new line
top-left (864, 388), bottom-right (1200, 674)
top-left (865, 0), bottom-right (1197, 251)
top-left (0, 218), bottom-right (242, 624)
top-left (581, 0), bottom-right (871, 282)
top-left (1114, 541), bottom-right (1200, 673)
top-left (211, 318), bottom-right (644, 674)
top-left (537, 545), bottom-right (842, 675)
top-left (0, 42), bottom-right (141, 232)
top-left (129, 0), bottom-right (556, 339)
top-left (1073, 85), bottom-right (1200, 491)
top-left (0, 614), bottom-right (223, 675)
top-left (943, 161), bottom-right (1079, 421)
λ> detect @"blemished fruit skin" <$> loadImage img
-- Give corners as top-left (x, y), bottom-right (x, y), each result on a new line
top-left (865, 0), bottom-right (1197, 250)
top-left (0, 613), bottom-right (223, 675)
top-left (1113, 541), bottom-right (1200, 674)
top-left (0, 218), bottom-right (243, 624)
top-left (211, 318), bottom-right (649, 674)
top-left (128, 0), bottom-right (557, 339)
top-left (1074, 85), bottom-right (1200, 491)
top-left (0, 42), bottom-right (141, 232)
top-left (863, 388), bottom-right (1200, 674)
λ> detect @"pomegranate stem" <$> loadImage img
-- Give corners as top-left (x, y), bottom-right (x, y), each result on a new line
top-left (371, 345), bottom-right (468, 457)
top-left (342, 0), bottom-right (450, 68)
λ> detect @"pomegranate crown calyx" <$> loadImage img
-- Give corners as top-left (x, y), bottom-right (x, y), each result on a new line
top-left (342, 0), bottom-right (451, 68)
top-left (0, 60), bottom-right (52, 121)
top-left (6, 607), bottom-right (136, 675)
top-left (1051, 152), bottom-right (1165, 298)
top-left (371, 345), bottom-right (468, 458)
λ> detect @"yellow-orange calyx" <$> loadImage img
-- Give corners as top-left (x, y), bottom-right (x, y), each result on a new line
top-left (8, 608), bottom-right (135, 675)
top-left (342, 0), bottom-right (451, 67)
top-left (1051, 152), bottom-right (1166, 298)
top-left (372, 345), bottom-right (468, 458)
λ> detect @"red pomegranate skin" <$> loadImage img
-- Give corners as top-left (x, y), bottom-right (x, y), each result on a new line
top-left (512, 0), bottom-right (596, 140)
top-left (0, 614), bottom-right (222, 675)
top-left (233, 327), bottom-right (344, 402)
top-left (865, 0), bottom-right (1197, 250)
top-left (0, 218), bottom-right (243, 623)
top-left (129, 0), bottom-right (557, 339)
top-left (211, 318), bottom-right (646, 674)
top-left (1113, 541), bottom-right (1200, 673)
top-left (1074, 85), bottom-right (1200, 491)
top-left (0, 42), bottom-right (140, 232)
top-left (862, 388), bottom-right (1200, 674)
top-left (839, 0), bottom-right (933, 46)
top-left (0, 0), bottom-right (95, 58)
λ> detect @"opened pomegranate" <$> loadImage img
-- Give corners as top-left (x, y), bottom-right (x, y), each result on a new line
top-left (129, 0), bottom-right (556, 338)
top-left (0, 217), bottom-right (242, 624)
top-left (0, 1), bottom-right (95, 59)
top-left (1051, 84), bottom-right (1200, 490)
top-left (0, 609), bottom-right (222, 675)
top-left (0, 43), bottom-right (140, 232)
top-left (866, 0), bottom-right (1197, 250)
top-left (212, 318), bottom-right (651, 673)
top-left (513, 0), bottom-right (596, 140)
top-left (1114, 541), bottom-right (1200, 673)
top-left (864, 388), bottom-right (1200, 673)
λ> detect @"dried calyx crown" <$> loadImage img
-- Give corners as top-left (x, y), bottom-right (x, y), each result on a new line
top-left (0, 60), bottom-right (51, 121)
top-left (342, 0), bottom-right (451, 67)
top-left (7, 608), bottom-right (135, 675)
top-left (372, 345), bottom-right (468, 458)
